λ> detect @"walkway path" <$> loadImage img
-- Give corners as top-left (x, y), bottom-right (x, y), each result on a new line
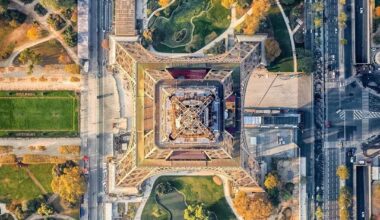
top-left (144, 0), bottom-right (176, 29)
top-left (147, 4), bottom-right (253, 57)
top-left (26, 213), bottom-right (76, 220)
top-left (24, 167), bottom-right (48, 194)
top-left (0, 34), bottom-right (56, 67)
top-left (10, 0), bottom-right (79, 64)
top-left (0, 137), bottom-right (81, 157)
top-left (275, 0), bottom-right (298, 73)
top-left (133, 171), bottom-right (243, 220)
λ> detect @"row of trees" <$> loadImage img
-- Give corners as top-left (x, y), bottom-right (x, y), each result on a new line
top-left (338, 186), bottom-right (352, 220)
top-left (6, 195), bottom-right (54, 219)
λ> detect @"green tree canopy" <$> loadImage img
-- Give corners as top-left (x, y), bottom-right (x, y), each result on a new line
top-left (0, 0), bottom-right (9, 14)
top-left (184, 203), bottom-right (209, 220)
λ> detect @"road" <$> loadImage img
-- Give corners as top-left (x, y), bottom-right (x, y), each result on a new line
top-left (82, 0), bottom-right (113, 219)
top-left (354, 0), bottom-right (369, 64)
top-left (356, 166), bottom-right (369, 220)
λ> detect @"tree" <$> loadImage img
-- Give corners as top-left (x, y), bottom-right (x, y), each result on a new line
top-left (339, 0), bottom-right (346, 4)
top-left (58, 54), bottom-right (71, 64)
top-left (314, 17), bottom-right (322, 28)
top-left (338, 11), bottom-right (347, 28)
top-left (221, 0), bottom-right (236, 8)
top-left (243, 14), bottom-right (260, 35)
top-left (338, 187), bottom-right (352, 220)
top-left (158, 0), bottom-right (170, 7)
top-left (184, 203), bottom-right (209, 220)
top-left (298, 56), bottom-right (315, 74)
top-left (0, 42), bottom-right (15, 60)
top-left (41, 0), bottom-right (75, 10)
top-left (336, 165), bottom-right (349, 180)
top-left (233, 191), bottom-right (249, 217)
top-left (264, 173), bottom-right (280, 190)
top-left (156, 182), bottom-right (173, 195)
top-left (237, 0), bottom-right (252, 8)
top-left (0, 0), bottom-right (9, 14)
top-left (340, 38), bottom-right (347, 45)
top-left (281, 0), bottom-right (295, 5)
top-left (70, 8), bottom-right (77, 23)
top-left (63, 25), bottom-right (77, 47)
top-left (27, 25), bottom-right (42, 40)
top-left (37, 203), bottom-right (54, 216)
top-left (315, 206), bottom-right (323, 220)
top-left (64, 64), bottom-right (80, 74)
top-left (265, 38), bottom-right (281, 63)
top-left (242, 0), bottom-right (270, 35)
top-left (312, 2), bottom-right (324, 13)
top-left (51, 166), bottom-right (86, 204)
top-left (247, 195), bottom-right (273, 219)
top-left (376, 6), bottom-right (380, 17)
top-left (18, 48), bottom-right (41, 74)
top-left (233, 191), bottom-right (273, 220)
top-left (142, 29), bottom-right (153, 43)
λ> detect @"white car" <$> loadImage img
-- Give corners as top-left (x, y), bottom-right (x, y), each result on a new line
top-left (360, 8), bottom-right (363, 14)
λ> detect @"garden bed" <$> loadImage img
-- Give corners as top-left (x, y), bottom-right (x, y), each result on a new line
top-left (149, 0), bottom-right (230, 53)
top-left (142, 176), bottom-right (236, 220)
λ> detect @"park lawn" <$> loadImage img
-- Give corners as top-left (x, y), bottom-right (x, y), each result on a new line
top-left (28, 164), bottom-right (55, 193)
top-left (150, 0), bottom-right (230, 53)
top-left (158, 191), bottom-right (187, 220)
top-left (51, 196), bottom-right (80, 219)
top-left (192, 0), bottom-right (230, 43)
top-left (267, 6), bottom-right (294, 72)
top-left (14, 39), bottom-right (73, 66)
top-left (142, 176), bottom-right (236, 220)
top-left (0, 91), bottom-right (79, 137)
top-left (0, 165), bottom-right (45, 202)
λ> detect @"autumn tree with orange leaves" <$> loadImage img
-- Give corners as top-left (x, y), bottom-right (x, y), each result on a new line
top-left (221, 0), bottom-right (236, 8)
top-left (233, 191), bottom-right (273, 220)
top-left (51, 166), bottom-right (86, 204)
top-left (158, 0), bottom-right (170, 7)
top-left (242, 0), bottom-right (271, 35)
top-left (27, 25), bottom-right (42, 40)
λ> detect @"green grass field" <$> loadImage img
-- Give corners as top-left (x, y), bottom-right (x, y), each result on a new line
top-left (0, 164), bottom-right (54, 202)
top-left (28, 164), bottom-right (54, 193)
top-left (142, 176), bottom-right (236, 220)
top-left (0, 91), bottom-right (79, 137)
top-left (150, 0), bottom-right (230, 53)
top-left (158, 191), bottom-right (187, 220)
top-left (267, 6), bottom-right (294, 72)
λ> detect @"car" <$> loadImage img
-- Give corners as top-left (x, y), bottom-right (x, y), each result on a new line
top-left (358, 160), bottom-right (365, 165)
top-left (350, 155), bottom-right (356, 163)
top-left (361, 211), bottom-right (365, 218)
top-left (360, 8), bottom-right (363, 14)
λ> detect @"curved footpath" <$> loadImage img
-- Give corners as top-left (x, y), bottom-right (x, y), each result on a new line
top-left (133, 172), bottom-right (243, 220)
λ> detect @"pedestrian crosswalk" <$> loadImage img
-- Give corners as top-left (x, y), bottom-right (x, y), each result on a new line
top-left (336, 109), bottom-right (380, 120)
